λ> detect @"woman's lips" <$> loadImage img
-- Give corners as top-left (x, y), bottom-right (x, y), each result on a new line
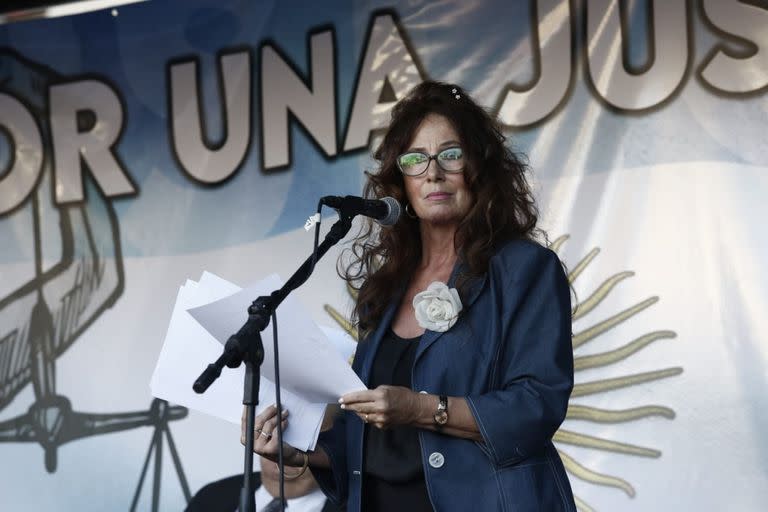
top-left (426, 192), bottom-right (452, 200)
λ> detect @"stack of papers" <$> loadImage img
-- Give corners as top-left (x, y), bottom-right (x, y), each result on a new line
top-left (150, 272), bottom-right (363, 451)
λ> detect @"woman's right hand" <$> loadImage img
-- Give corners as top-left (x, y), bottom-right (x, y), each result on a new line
top-left (240, 404), bottom-right (304, 467)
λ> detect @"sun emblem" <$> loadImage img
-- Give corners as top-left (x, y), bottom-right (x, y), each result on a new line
top-left (323, 234), bottom-right (682, 511)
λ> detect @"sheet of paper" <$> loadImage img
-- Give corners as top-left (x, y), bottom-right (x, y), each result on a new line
top-left (187, 274), bottom-right (366, 403)
top-left (150, 272), bottom-right (349, 451)
top-left (319, 325), bottom-right (357, 363)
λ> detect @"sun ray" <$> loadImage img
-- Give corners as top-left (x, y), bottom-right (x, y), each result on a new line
top-left (566, 404), bottom-right (675, 422)
top-left (568, 248), bottom-right (600, 284)
top-left (572, 271), bottom-right (634, 320)
top-left (572, 367), bottom-right (683, 397)
top-left (323, 305), bottom-right (358, 341)
top-left (558, 450), bottom-right (636, 497)
top-left (346, 282), bottom-right (358, 300)
top-left (554, 429), bottom-right (660, 457)
top-left (572, 297), bottom-right (659, 348)
top-left (574, 331), bottom-right (676, 370)
top-left (548, 234), bottom-right (570, 254)
top-left (574, 495), bottom-right (596, 512)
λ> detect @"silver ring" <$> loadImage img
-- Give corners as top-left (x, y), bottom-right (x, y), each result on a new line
top-left (260, 430), bottom-right (272, 440)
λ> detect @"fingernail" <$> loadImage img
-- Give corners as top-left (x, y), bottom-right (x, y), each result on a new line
top-left (338, 398), bottom-right (344, 404)
top-left (340, 404), bottom-right (346, 409)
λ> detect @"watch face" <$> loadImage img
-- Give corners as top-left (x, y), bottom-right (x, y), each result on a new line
top-left (434, 410), bottom-right (448, 425)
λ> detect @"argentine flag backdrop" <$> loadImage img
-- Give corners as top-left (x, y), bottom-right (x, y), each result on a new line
top-left (0, 1), bottom-right (766, 510)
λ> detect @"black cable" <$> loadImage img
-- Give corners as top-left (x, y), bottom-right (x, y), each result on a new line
top-left (271, 310), bottom-right (286, 510)
top-left (272, 201), bottom-right (322, 511)
top-left (312, 199), bottom-right (322, 272)
top-left (305, 200), bottom-right (324, 285)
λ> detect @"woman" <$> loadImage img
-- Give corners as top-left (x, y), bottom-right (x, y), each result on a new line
top-left (248, 81), bottom-right (576, 511)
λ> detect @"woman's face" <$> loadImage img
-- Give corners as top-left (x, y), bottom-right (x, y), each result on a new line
top-left (403, 113), bottom-right (473, 227)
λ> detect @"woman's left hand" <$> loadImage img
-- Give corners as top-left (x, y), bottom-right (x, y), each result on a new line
top-left (339, 385), bottom-right (422, 429)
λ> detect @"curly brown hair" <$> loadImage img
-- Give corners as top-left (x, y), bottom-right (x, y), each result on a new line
top-left (340, 80), bottom-right (542, 336)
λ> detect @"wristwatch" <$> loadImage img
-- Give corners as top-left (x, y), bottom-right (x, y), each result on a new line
top-left (433, 395), bottom-right (448, 427)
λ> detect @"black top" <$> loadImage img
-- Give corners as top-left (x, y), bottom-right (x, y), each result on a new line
top-left (362, 328), bottom-right (433, 512)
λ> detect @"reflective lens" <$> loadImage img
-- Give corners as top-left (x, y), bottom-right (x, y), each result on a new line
top-left (396, 147), bottom-right (464, 176)
top-left (397, 152), bottom-right (430, 175)
top-left (437, 147), bottom-right (463, 171)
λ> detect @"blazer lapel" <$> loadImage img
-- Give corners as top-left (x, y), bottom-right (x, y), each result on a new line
top-left (415, 261), bottom-right (487, 362)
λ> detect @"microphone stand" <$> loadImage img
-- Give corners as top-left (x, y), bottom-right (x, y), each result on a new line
top-left (192, 209), bottom-right (355, 512)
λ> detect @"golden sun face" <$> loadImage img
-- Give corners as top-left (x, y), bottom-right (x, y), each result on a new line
top-left (323, 234), bottom-right (682, 511)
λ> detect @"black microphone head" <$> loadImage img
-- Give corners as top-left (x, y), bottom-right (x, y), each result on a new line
top-left (377, 196), bottom-right (401, 226)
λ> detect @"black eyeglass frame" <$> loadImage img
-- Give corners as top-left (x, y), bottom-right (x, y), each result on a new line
top-left (396, 146), bottom-right (465, 177)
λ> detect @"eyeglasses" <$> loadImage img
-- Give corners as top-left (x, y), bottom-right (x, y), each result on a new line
top-left (396, 147), bottom-right (464, 177)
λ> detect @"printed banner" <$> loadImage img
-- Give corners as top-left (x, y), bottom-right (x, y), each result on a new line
top-left (1, 1), bottom-right (766, 510)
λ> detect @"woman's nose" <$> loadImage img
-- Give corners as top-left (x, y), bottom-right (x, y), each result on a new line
top-left (425, 158), bottom-right (445, 182)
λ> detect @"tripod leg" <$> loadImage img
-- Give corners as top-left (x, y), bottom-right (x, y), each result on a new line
top-left (163, 425), bottom-right (192, 502)
top-left (130, 428), bottom-right (157, 511)
top-left (151, 425), bottom-right (163, 512)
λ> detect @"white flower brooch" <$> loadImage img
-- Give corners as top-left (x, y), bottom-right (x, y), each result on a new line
top-left (412, 282), bottom-right (463, 332)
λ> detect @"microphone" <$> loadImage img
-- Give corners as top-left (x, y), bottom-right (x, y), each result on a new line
top-left (321, 195), bottom-right (401, 226)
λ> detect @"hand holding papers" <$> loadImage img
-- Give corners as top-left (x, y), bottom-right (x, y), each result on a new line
top-left (150, 272), bottom-right (362, 452)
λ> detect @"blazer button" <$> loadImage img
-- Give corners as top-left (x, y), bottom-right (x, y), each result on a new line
top-left (428, 452), bottom-right (445, 468)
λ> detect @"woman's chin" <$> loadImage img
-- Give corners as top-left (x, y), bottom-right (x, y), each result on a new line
top-left (419, 212), bottom-right (462, 226)
top-left (415, 200), bottom-right (471, 225)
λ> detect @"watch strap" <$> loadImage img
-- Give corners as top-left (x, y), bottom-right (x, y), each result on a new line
top-left (434, 395), bottom-right (448, 427)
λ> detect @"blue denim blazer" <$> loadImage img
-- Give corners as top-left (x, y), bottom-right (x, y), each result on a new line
top-left (313, 239), bottom-right (576, 511)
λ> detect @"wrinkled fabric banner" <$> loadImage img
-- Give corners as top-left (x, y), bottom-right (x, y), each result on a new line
top-left (0, 1), bottom-right (766, 510)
